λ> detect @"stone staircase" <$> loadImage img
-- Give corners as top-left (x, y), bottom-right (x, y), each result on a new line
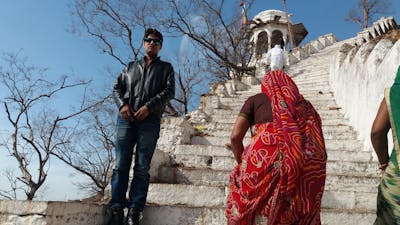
top-left (142, 42), bottom-right (380, 225)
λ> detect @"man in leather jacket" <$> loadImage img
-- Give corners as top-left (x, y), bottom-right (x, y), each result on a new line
top-left (109, 28), bottom-right (175, 225)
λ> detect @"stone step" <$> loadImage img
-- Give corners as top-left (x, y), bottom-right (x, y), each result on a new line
top-left (219, 98), bottom-right (337, 106)
top-left (289, 66), bottom-right (329, 71)
top-left (210, 108), bottom-right (346, 120)
top-left (226, 104), bottom-right (342, 113)
top-left (194, 128), bottom-right (357, 140)
top-left (238, 75), bottom-right (331, 88)
top-left (147, 183), bottom-right (377, 211)
top-left (218, 103), bottom-right (340, 112)
top-left (147, 184), bottom-right (225, 208)
top-left (210, 112), bottom-right (348, 124)
top-left (191, 136), bottom-right (362, 150)
top-left (297, 86), bottom-right (332, 93)
top-left (142, 206), bottom-right (226, 225)
top-left (289, 67), bottom-right (328, 74)
top-left (320, 209), bottom-right (376, 225)
top-left (227, 94), bottom-right (336, 103)
top-left (220, 96), bottom-right (336, 106)
top-left (193, 122), bottom-right (355, 135)
top-left (235, 88), bottom-right (335, 99)
top-left (171, 150), bottom-right (377, 175)
top-left (254, 208), bottom-right (376, 225)
top-left (298, 87), bottom-right (332, 93)
top-left (174, 144), bottom-right (371, 158)
top-left (301, 90), bottom-right (335, 97)
top-left (208, 118), bottom-right (349, 127)
top-left (295, 80), bottom-right (330, 86)
top-left (292, 74), bottom-right (330, 81)
top-left (162, 166), bottom-right (379, 192)
top-left (291, 70), bottom-right (329, 76)
top-left (174, 145), bottom-right (373, 161)
top-left (141, 206), bottom-right (375, 225)
top-left (290, 61), bottom-right (328, 67)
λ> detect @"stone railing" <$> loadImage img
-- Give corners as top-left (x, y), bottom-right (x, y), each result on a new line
top-left (329, 34), bottom-right (400, 150)
top-left (288, 33), bottom-right (338, 64)
top-left (355, 17), bottom-right (398, 45)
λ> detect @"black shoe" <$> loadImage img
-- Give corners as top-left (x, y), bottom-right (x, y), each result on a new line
top-left (109, 207), bottom-right (124, 225)
top-left (126, 208), bottom-right (141, 225)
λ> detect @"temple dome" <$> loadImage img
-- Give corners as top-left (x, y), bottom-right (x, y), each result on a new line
top-left (252, 9), bottom-right (289, 24)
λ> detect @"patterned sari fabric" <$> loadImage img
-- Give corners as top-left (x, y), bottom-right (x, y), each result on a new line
top-left (226, 70), bottom-right (327, 225)
top-left (375, 66), bottom-right (400, 225)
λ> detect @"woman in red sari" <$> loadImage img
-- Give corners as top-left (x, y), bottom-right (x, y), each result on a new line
top-left (226, 70), bottom-right (327, 225)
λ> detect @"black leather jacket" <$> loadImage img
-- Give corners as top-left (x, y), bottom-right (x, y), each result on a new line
top-left (113, 56), bottom-right (175, 122)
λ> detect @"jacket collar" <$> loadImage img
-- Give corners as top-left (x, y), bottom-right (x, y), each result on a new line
top-left (140, 56), bottom-right (160, 67)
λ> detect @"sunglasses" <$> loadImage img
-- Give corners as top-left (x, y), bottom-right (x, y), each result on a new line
top-left (143, 37), bottom-right (162, 45)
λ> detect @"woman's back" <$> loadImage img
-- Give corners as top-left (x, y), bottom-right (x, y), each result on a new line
top-left (226, 70), bottom-right (327, 225)
top-left (239, 93), bottom-right (272, 125)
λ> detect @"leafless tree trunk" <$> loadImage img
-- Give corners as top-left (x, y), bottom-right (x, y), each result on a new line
top-left (163, 0), bottom-right (255, 80)
top-left (363, 0), bottom-right (368, 29)
top-left (0, 53), bottom-right (97, 200)
top-left (346, 0), bottom-right (394, 29)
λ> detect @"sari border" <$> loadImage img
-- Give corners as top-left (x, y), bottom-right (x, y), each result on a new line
top-left (385, 88), bottom-right (400, 163)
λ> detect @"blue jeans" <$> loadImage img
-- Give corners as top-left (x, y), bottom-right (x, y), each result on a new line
top-left (109, 115), bottom-right (160, 211)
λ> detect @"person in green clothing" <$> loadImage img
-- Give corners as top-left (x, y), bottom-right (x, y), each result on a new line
top-left (371, 65), bottom-right (400, 225)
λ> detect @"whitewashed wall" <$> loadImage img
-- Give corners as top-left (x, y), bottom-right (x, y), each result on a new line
top-left (330, 39), bottom-right (400, 151)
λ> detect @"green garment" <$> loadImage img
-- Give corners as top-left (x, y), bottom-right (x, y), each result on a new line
top-left (375, 66), bottom-right (400, 225)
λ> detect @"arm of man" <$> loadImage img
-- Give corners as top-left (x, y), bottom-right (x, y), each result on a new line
top-left (113, 64), bottom-right (136, 121)
top-left (112, 69), bottom-right (128, 110)
top-left (230, 116), bottom-right (250, 164)
top-left (371, 98), bottom-right (391, 170)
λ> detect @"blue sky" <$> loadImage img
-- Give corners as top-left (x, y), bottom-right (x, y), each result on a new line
top-left (0, 1), bottom-right (399, 200)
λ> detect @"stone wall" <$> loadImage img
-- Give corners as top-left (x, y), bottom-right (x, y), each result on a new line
top-left (329, 37), bottom-right (400, 150)
top-left (0, 200), bottom-right (108, 225)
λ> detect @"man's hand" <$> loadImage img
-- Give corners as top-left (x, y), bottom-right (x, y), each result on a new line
top-left (134, 105), bottom-right (150, 121)
top-left (120, 104), bottom-right (134, 121)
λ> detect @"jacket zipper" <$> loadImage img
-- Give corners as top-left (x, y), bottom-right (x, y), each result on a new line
top-left (138, 62), bottom-right (147, 110)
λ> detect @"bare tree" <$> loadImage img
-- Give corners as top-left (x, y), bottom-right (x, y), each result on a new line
top-left (163, 0), bottom-right (255, 80)
top-left (0, 169), bottom-right (24, 200)
top-left (346, 0), bottom-right (394, 29)
top-left (0, 53), bottom-right (95, 200)
top-left (171, 55), bottom-right (212, 116)
top-left (70, 0), bottom-right (164, 65)
top-left (51, 95), bottom-right (116, 200)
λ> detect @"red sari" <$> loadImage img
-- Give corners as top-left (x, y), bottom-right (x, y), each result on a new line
top-left (226, 70), bottom-right (327, 225)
